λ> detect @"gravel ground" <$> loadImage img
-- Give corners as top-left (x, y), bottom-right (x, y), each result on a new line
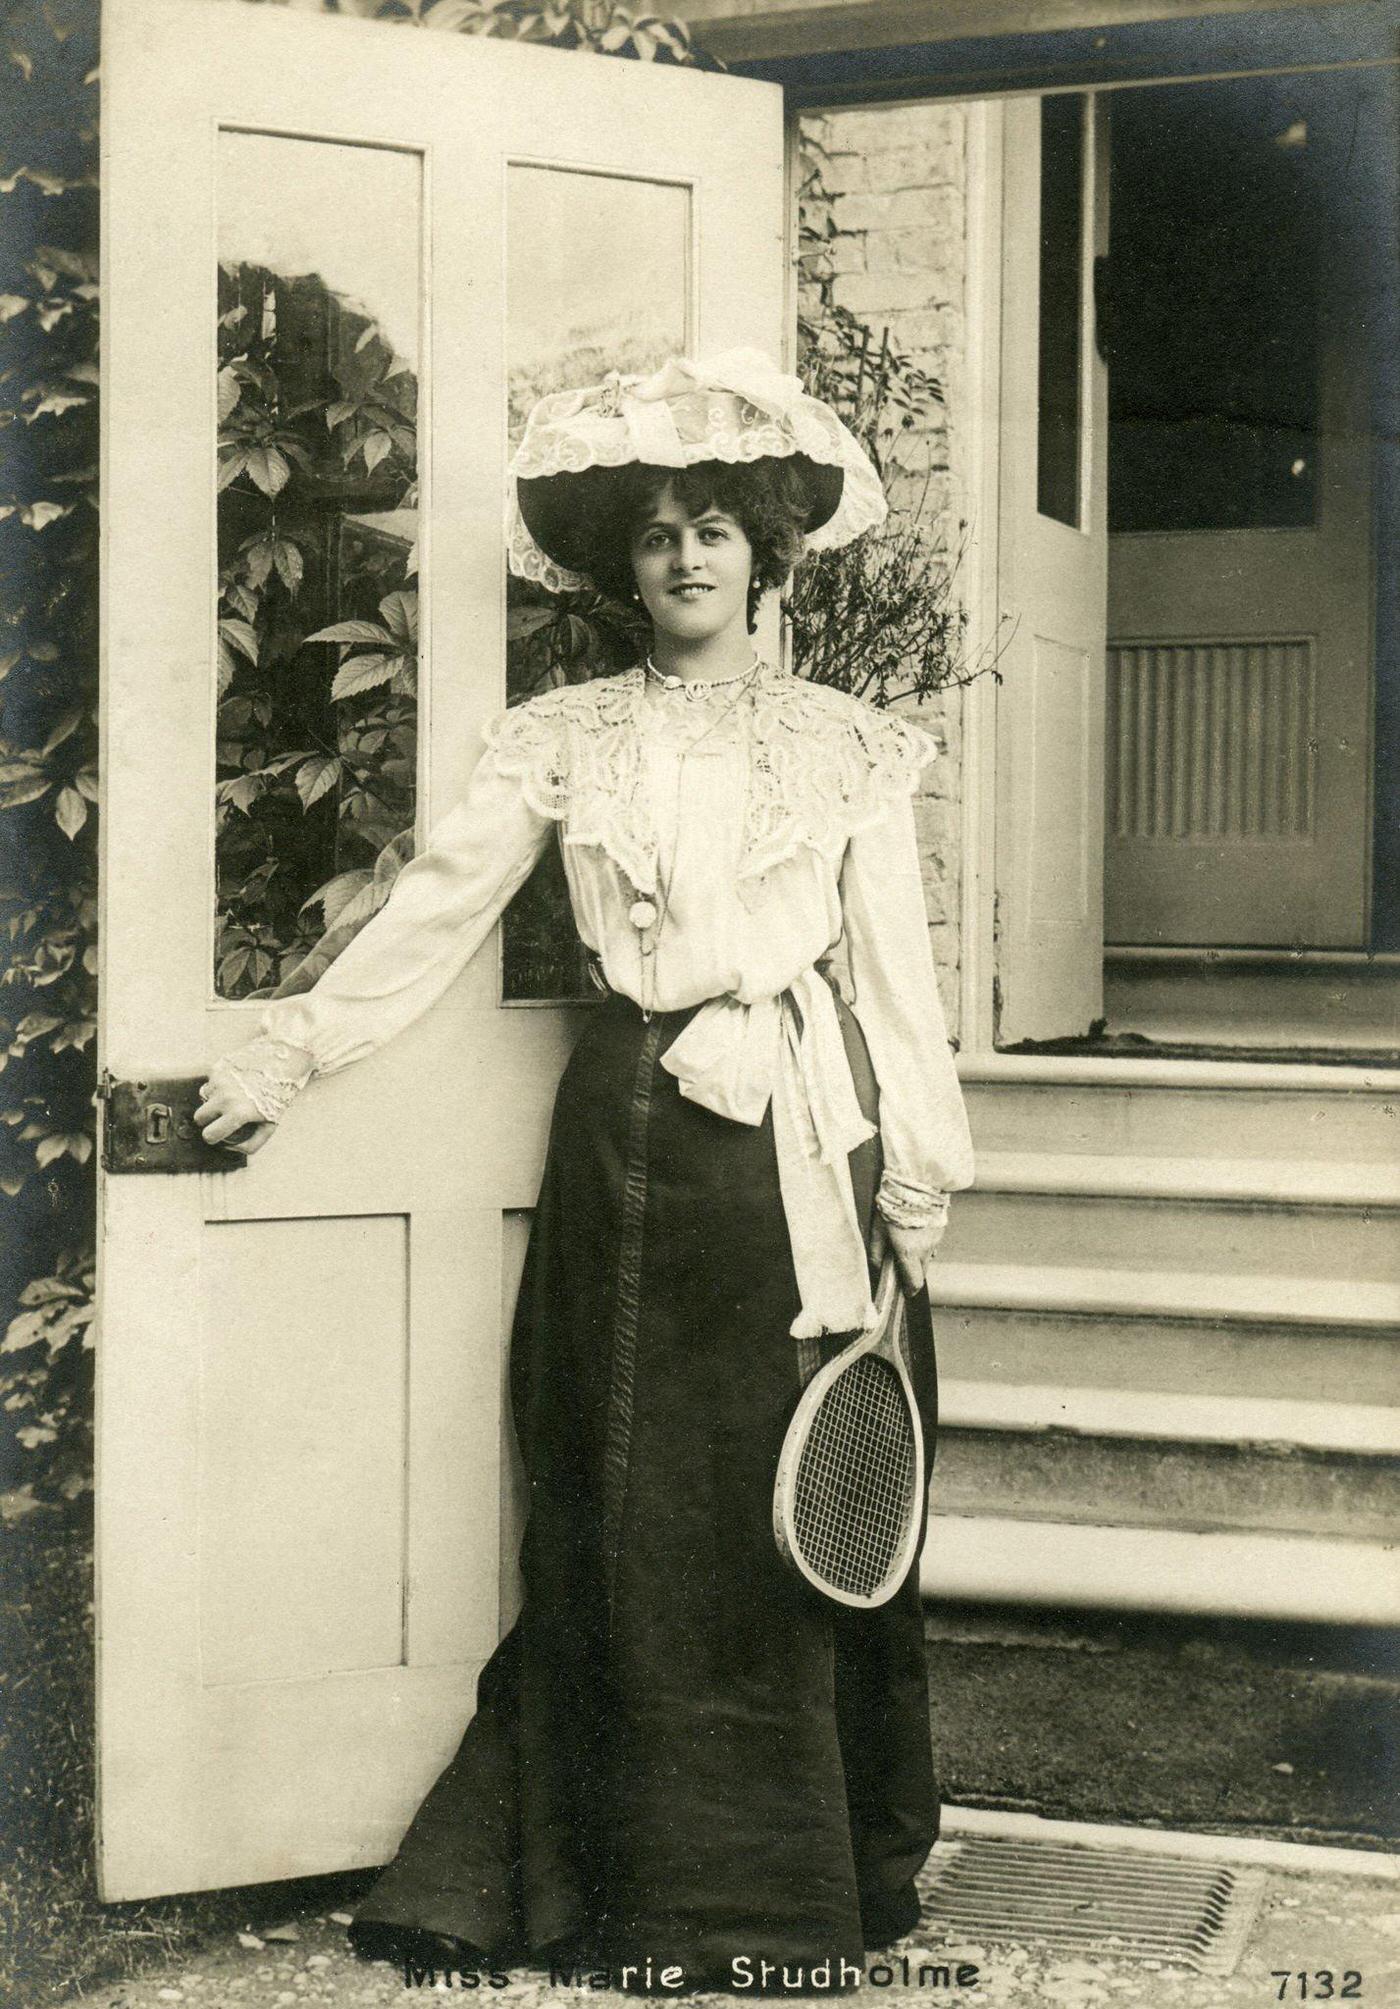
top-left (79, 1852), bottom-right (1400, 2009)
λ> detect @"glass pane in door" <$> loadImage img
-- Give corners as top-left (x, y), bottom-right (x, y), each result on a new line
top-left (1038, 94), bottom-right (1086, 529)
top-left (213, 132), bottom-right (421, 1001)
top-left (501, 166), bottom-right (690, 1002)
top-left (1107, 77), bottom-right (1321, 534)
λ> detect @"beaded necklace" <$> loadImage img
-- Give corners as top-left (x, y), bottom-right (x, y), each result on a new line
top-left (643, 651), bottom-right (761, 693)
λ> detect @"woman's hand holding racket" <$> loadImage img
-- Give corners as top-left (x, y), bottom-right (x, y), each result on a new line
top-left (870, 1211), bottom-right (947, 1296)
top-left (194, 1067), bottom-right (277, 1157)
top-left (774, 1252), bottom-right (926, 1607)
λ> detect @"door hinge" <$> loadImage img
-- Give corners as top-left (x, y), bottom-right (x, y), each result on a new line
top-left (98, 1071), bottom-right (248, 1174)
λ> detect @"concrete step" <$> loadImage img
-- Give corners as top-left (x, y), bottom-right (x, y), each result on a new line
top-left (937, 1079), bottom-right (1400, 1604)
top-left (962, 1075), bottom-right (1400, 1163)
top-left (929, 1260), bottom-right (1400, 1329)
top-left (943, 1184), bottom-right (1400, 1285)
top-left (931, 1422), bottom-right (1400, 1541)
top-left (938, 1379), bottom-right (1400, 1456)
top-left (918, 1516), bottom-right (1400, 1624)
top-left (972, 1150), bottom-right (1400, 1207)
top-left (934, 1302), bottom-right (1400, 1411)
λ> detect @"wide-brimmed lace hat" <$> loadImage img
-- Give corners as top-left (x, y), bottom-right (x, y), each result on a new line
top-left (506, 348), bottom-right (888, 596)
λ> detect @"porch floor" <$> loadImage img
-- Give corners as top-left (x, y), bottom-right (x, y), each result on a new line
top-left (927, 1603), bottom-right (1399, 1848)
top-left (1101, 955), bottom-right (1400, 1056)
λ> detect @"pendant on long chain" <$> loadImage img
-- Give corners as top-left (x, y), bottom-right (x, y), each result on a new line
top-left (631, 893), bottom-right (659, 1019)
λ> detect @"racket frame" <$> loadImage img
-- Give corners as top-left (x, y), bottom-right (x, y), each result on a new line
top-left (772, 1254), bottom-right (926, 1609)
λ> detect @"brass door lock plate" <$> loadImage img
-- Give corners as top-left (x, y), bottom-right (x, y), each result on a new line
top-left (99, 1072), bottom-right (253, 1174)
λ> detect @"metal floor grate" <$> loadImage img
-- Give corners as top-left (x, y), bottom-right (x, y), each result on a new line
top-left (924, 1839), bottom-right (1268, 1975)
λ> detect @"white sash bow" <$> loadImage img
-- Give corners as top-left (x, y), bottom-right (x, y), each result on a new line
top-left (659, 966), bottom-right (878, 1338)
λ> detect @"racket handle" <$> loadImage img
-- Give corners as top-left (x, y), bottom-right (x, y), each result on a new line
top-left (869, 1250), bottom-right (900, 1329)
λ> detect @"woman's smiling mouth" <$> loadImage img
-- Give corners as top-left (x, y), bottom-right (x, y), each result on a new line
top-left (670, 582), bottom-right (712, 599)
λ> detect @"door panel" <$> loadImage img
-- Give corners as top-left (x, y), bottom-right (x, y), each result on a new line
top-left (98, 0), bottom-right (783, 1898)
top-left (198, 1214), bottom-right (410, 1688)
top-left (1104, 74), bottom-right (1373, 948)
top-left (996, 93), bottom-right (1110, 1045)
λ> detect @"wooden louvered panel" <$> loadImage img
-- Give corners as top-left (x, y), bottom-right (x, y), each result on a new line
top-left (1107, 639), bottom-right (1315, 845)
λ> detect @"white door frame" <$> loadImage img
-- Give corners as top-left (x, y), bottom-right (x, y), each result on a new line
top-left (956, 97), bottom-right (1003, 1058)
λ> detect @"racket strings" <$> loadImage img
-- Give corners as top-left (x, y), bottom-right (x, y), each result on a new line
top-left (791, 1355), bottom-right (917, 1599)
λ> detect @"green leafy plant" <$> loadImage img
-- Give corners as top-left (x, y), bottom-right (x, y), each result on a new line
top-left (0, 1247), bottom-right (94, 1510)
top-left (302, 0), bottom-right (712, 67)
top-left (212, 259), bottom-right (421, 999)
top-left (0, 0), bottom-right (100, 1516)
top-left (789, 128), bottom-right (972, 704)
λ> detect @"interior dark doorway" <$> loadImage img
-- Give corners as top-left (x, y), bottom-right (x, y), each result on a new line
top-left (1101, 66), bottom-right (1399, 1052)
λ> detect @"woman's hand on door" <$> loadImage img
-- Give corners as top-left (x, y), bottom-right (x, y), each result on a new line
top-left (194, 1071), bottom-right (277, 1156)
top-left (870, 1211), bottom-right (947, 1297)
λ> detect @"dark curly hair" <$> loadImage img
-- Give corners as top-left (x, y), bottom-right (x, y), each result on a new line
top-left (571, 456), bottom-right (819, 632)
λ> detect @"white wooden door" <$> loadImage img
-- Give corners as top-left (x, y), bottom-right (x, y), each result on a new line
top-left (995, 93), bottom-right (1110, 1045)
top-left (1104, 77), bottom-right (1374, 949)
top-left (98, 0), bottom-right (783, 1900)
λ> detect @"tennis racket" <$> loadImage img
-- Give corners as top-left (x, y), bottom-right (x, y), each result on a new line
top-left (773, 1253), bottom-right (925, 1609)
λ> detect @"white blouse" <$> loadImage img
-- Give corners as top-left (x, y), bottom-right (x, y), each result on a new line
top-left (217, 661), bottom-right (974, 1337)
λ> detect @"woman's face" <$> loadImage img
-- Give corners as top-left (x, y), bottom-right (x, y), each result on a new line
top-left (629, 483), bottom-right (754, 645)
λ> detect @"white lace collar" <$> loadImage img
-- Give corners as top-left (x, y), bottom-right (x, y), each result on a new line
top-left (484, 663), bottom-right (936, 895)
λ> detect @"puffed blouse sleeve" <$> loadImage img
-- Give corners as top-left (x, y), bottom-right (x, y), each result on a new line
top-left (838, 741), bottom-right (975, 1218)
top-left (207, 710), bottom-right (557, 1117)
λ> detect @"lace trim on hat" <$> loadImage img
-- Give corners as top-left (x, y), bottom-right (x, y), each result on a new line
top-left (483, 665), bottom-right (936, 894)
top-left (505, 366), bottom-right (889, 595)
top-left (505, 507), bottom-right (591, 598)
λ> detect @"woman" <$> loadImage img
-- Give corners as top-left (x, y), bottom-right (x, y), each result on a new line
top-left (197, 350), bottom-right (974, 1989)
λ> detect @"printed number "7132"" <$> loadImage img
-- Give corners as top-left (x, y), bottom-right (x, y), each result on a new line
top-left (1272, 1976), bottom-right (1362, 2000)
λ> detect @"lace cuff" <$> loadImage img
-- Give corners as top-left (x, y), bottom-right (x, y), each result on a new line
top-left (875, 1173), bottom-right (951, 1232)
top-left (208, 1034), bottom-right (316, 1125)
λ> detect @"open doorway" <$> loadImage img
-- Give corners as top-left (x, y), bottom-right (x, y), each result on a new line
top-left (794, 59), bottom-right (1394, 1060)
top-left (1101, 68), bottom-right (1399, 1053)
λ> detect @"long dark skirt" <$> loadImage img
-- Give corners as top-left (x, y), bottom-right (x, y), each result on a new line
top-left (350, 989), bottom-right (940, 1987)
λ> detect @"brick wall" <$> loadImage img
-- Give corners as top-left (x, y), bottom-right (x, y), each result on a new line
top-left (799, 102), bottom-right (970, 1035)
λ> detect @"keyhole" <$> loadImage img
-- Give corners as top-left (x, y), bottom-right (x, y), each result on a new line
top-left (145, 1102), bottom-right (172, 1145)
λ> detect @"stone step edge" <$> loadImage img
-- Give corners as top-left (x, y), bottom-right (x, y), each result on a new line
top-left (970, 1151), bottom-right (1400, 1208)
top-left (918, 1515), bottom-right (1400, 1625)
top-left (937, 1808), bottom-right (1400, 1881)
top-left (959, 1053), bottom-right (1400, 1092)
top-left (929, 1261), bottom-right (1400, 1330)
top-left (938, 1379), bottom-right (1400, 1456)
